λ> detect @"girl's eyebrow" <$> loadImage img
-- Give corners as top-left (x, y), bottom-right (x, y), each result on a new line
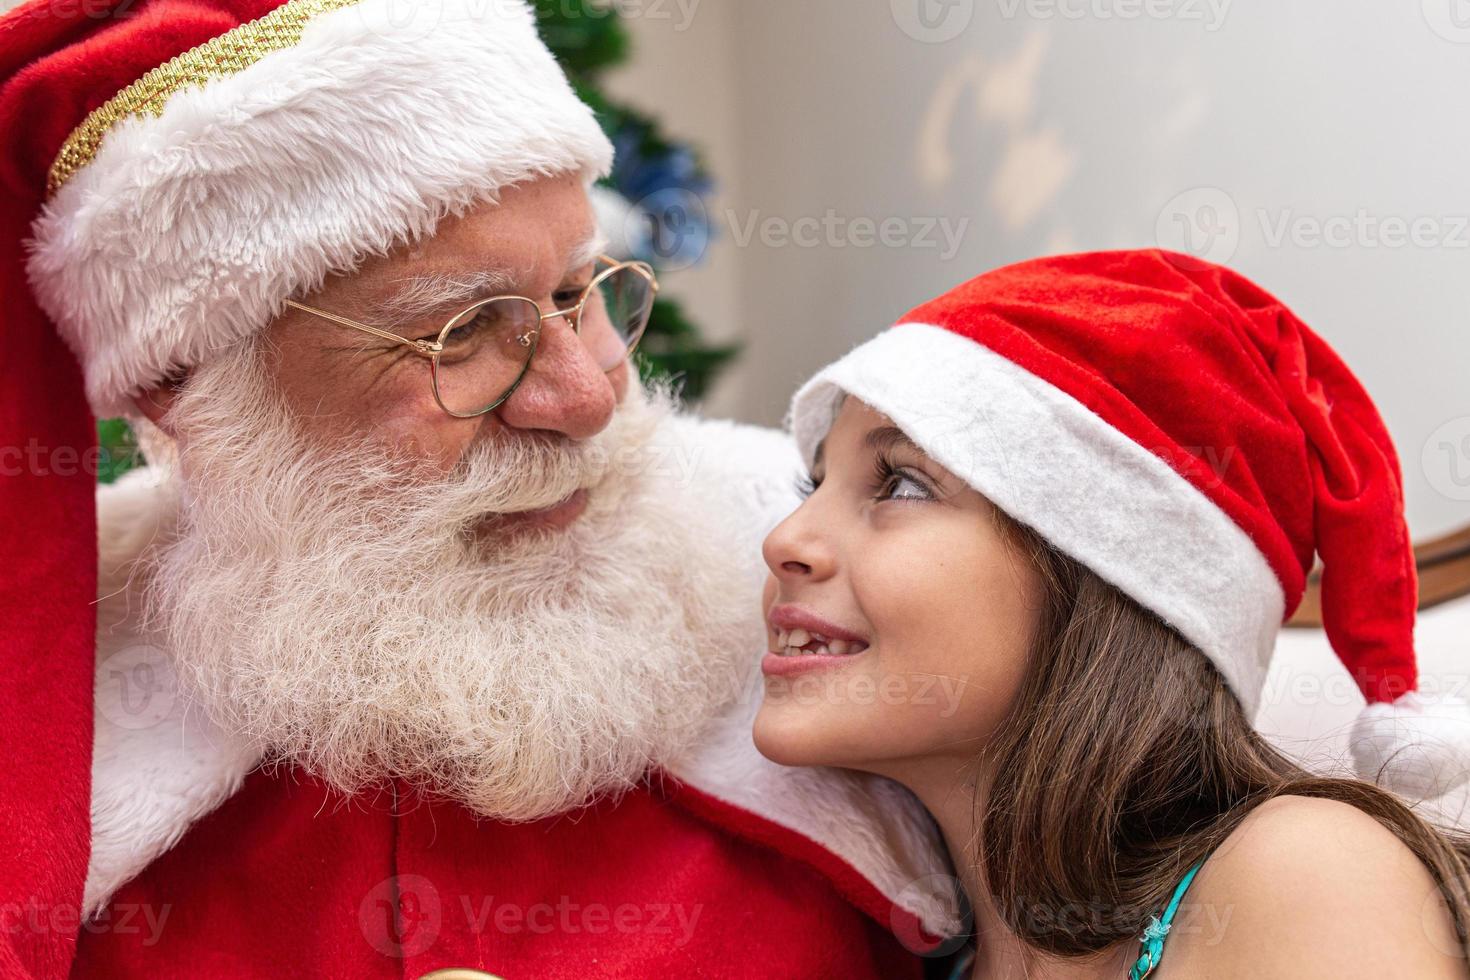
top-left (812, 424), bottom-right (922, 473)
top-left (863, 425), bottom-right (922, 457)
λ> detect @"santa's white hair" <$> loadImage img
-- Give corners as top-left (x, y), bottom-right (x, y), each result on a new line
top-left (142, 339), bottom-right (755, 821)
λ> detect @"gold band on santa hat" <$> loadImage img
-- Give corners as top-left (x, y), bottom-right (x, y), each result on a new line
top-left (46, 0), bottom-right (360, 198)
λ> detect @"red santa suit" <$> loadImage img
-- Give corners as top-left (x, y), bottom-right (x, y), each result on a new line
top-left (8, 434), bottom-right (971, 979)
top-left (73, 419), bottom-right (959, 979)
top-left (0, 0), bottom-right (962, 975)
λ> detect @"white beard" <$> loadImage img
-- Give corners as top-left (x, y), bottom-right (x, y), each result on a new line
top-left (143, 343), bottom-right (756, 821)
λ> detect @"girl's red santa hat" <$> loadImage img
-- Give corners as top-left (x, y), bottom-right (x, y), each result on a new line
top-left (790, 249), bottom-right (1470, 800)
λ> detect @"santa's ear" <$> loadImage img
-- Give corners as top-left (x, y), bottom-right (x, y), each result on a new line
top-left (130, 373), bottom-right (189, 436)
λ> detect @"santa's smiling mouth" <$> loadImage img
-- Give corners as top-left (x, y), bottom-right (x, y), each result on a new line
top-left (476, 488), bottom-right (590, 535)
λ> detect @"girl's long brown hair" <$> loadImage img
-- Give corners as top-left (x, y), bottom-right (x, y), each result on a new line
top-left (980, 512), bottom-right (1470, 959)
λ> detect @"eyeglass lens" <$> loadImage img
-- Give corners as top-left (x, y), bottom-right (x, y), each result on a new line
top-left (431, 264), bottom-right (656, 416)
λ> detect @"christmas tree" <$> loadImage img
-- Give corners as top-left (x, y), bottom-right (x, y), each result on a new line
top-left (538, 0), bottom-right (738, 401)
top-left (96, 0), bottom-right (737, 484)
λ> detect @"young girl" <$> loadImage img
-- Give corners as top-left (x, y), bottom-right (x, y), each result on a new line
top-left (754, 250), bottom-right (1470, 978)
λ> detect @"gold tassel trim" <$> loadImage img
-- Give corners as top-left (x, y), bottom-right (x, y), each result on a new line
top-left (46, 0), bottom-right (361, 197)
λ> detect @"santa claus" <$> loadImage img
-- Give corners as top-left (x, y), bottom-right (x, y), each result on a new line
top-left (0, 0), bottom-right (961, 975)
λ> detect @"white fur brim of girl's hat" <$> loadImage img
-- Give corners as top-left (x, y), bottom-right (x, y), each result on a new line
top-left (23, 0), bottom-right (613, 418)
top-left (787, 250), bottom-right (1470, 801)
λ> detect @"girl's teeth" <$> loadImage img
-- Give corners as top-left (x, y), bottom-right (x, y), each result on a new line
top-left (770, 624), bottom-right (866, 657)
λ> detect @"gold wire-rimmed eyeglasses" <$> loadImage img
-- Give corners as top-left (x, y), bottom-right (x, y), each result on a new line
top-left (284, 254), bottom-right (659, 418)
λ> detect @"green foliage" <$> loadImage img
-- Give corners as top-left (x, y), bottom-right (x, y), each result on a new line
top-left (531, 0), bottom-right (629, 78)
top-left (95, 417), bottom-right (142, 485)
top-left (636, 296), bottom-right (741, 402)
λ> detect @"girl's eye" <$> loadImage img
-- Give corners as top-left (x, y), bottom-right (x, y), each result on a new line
top-left (878, 471), bottom-right (932, 502)
top-left (795, 473), bottom-right (821, 500)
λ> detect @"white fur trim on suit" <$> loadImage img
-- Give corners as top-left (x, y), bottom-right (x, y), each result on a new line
top-left (25, 0), bottom-right (613, 417)
top-left (789, 321), bottom-right (1286, 717)
top-left (88, 467), bottom-right (257, 915)
top-left (667, 682), bottom-right (961, 938)
top-left (85, 418), bottom-right (960, 936)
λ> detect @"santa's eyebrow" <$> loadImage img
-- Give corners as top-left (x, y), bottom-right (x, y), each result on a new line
top-left (568, 231), bottom-right (609, 272)
top-left (362, 268), bottom-right (519, 329)
top-left (362, 231), bottom-right (609, 331)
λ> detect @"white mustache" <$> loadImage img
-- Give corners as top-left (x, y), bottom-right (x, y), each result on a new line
top-left (442, 434), bottom-right (608, 520)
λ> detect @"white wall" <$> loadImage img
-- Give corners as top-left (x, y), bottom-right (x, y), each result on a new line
top-left (608, 0), bottom-right (1470, 540)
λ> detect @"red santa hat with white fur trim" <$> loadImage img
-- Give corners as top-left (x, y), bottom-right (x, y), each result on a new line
top-left (12, 0), bottom-right (615, 418)
top-left (789, 249), bottom-right (1470, 799)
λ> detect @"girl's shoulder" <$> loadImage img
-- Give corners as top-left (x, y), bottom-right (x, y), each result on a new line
top-left (1154, 794), bottom-right (1465, 979)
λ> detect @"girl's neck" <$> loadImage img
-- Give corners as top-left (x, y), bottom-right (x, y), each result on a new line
top-left (886, 758), bottom-right (1133, 980)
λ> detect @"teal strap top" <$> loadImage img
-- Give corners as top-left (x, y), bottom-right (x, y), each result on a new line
top-left (1127, 857), bottom-right (1207, 979)
top-left (944, 857), bottom-right (1209, 980)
